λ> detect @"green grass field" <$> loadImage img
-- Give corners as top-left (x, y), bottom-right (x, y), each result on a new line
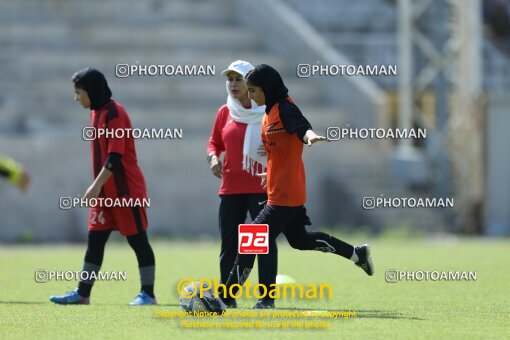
top-left (0, 236), bottom-right (508, 339)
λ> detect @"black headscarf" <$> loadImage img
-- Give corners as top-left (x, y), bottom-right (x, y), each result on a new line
top-left (246, 64), bottom-right (312, 141)
top-left (72, 67), bottom-right (112, 110)
top-left (246, 64), bottom-right (288, 113)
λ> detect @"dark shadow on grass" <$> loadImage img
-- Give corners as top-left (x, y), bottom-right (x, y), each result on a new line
top-left (150, 305), bottom-right (424, 321)
top-left (0, 301), bottom-right (45, 305)
top-left (121, 303), bottom-right (426, 320)
top-left (152, 303), bottom-right (182, 307)
top-left (281, 307), bottom-right (424, 320)
top-left (0, 301), bottom-right (183, 307)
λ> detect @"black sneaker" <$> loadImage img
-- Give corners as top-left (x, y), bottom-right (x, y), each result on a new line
top-left (200, 294), bottom-right (227, 313)
top-left (354, 244), bottom-right (375, 276)
top-left (253, 299), bottom-right (275, 309)
top-left (226, 300), bottom-right (237, 308)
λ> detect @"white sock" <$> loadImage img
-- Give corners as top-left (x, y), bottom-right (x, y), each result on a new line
top-left (350, 247), bottom-right (359, 263)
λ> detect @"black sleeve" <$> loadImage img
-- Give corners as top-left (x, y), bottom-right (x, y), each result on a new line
top-left (0, 169), bottom-right (9, 178)
top-left (104, 152), bottom-right (122, 172)
top-left (279, 100), bottom-right (312, 143)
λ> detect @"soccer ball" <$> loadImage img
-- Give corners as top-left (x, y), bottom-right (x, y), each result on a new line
top-left (179, 281), bottom-right (225, 314)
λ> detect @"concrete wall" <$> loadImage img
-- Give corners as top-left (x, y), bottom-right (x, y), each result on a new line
top-left (0, 0), bottom-right (453, 242)
top-left (484, 94), bottom-right (510, 236)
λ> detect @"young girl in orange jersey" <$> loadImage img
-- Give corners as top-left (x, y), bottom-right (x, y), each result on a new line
top-left (206, 64), bottom-right (374, 310)
top-left (207, 60), bottom-right (277, 309)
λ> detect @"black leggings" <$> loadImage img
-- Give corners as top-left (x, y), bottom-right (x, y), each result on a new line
top-left (84, 230), bottom-right (111, 265)
top-left (236, 205), bottom-right (354, 268)
top-left (219, 194), bottom-right (277, 293)
top-left (84, 230), bottom-right (155, 268)
top-left (221, 205), bottom-right (354, 305)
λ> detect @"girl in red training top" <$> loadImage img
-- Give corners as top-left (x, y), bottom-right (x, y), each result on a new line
top-left (50, 68), bottom-right (156, 306)
top-left (207, 61), bottom-right (277, 309)
top-left (211, 64), bottom-right (375, 310)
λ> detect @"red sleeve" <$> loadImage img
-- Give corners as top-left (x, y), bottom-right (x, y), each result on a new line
top-left (106, 112), bottom-right (128, 156)
top-left (207, 106), bottom-right (227, 156)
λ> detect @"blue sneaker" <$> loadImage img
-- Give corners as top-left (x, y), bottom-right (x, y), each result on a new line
top-left (50, 288), bottom-right (89, 305)
top-left (128, 291), bottom-right (157, 306)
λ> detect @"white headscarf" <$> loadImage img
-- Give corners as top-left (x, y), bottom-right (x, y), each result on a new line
top-left (226, 82), bottom-right (267, 175)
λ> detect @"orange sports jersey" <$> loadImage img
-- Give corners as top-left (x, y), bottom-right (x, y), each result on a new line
top-left (262, 99), bottom-right (307, 207)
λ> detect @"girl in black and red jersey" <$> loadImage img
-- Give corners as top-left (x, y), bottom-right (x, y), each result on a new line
top-left (50, 68), bottom-right (157, 306)
top-left (207, 60), bottom-right (277, 309)
top-left (209, 64), bottom-right (374, 310)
